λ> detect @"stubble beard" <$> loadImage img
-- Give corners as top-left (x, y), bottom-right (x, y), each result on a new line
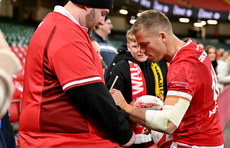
top-left (86, 8), bottom-right (96, 35)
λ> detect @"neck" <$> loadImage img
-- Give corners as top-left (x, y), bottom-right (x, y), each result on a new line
top-left (95, 30), bottom-right (107, 41)
top-left (64, 1), bottom-right (85, 26)
top-left (165, 34), bottom-right (186, 62)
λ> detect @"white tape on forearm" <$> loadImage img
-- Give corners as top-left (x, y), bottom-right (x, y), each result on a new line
top-left (163, 99), bottom-right (190, 127)
top-left (145, 110), bottom-right (168, 132)
top-left (145, 98), bottom-right (190, 132)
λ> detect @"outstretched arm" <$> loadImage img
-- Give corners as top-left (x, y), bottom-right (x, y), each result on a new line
top-left (66, 82), bottom-right (135, 147)
top-left (110, 89), bottom-right (190, 135)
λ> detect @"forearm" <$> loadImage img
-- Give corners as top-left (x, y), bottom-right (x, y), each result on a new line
top-left (120, 98), bottom-right (190, 135)
top-left (125, 105), bottom-right (146, 126)
top-left (66, 82), bottom-right (135, 146)
top-left (120, 102), bottom-right (149, 129)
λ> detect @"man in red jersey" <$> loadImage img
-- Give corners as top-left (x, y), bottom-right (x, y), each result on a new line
top-left (111, 10), bottom-right (224, 148)
top-left (19, 0), bottom-right (135, 147)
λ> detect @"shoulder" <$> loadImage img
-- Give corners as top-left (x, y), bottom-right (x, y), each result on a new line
top-left (217, 59), bottom-right (227, 66)
top-left (92, 31), bottom-right (103, 43)
top-left (112, 60), bottom-right (129, 71)
top-left (105, 60), bottom-right (130, 85)
top-left (172, 40), bottom-right (200, 61)
top-left (107, 60), bottom-right (130, 79)
top-left (41, 14), bottom-right (88, 44)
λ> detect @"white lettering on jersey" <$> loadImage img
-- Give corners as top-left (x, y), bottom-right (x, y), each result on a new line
top-left (196, 45), bottom-right (199, 50)
top-left (209, 66), bottom-right (219, 117)
top-left (38, 22), bottom-right (43, 27)
top-left (209, 105), bottom-right (218, 117)
top-left (198, 50), bottom-right (207, 62)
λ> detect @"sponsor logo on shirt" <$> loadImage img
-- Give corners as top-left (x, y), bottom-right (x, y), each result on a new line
top-left (198, 50), bottom-right (207, 62)
top-left (171, 81), bottom-right (188, 88)
top-left (209, 104), bottom-right (218, 117)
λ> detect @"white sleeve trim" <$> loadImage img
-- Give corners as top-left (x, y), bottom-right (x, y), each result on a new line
top-left (100, 45), bottom-right (117, 53)
top-left (167, 90), bottom-right (192, 101)
top-left (63, 76), bottom-right (101, 90)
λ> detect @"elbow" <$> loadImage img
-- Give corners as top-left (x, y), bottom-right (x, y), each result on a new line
top-left (166, 121), bottom-right (177, 135)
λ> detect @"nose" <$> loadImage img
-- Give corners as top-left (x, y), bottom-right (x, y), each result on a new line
top-left (139, 48), bottom-right (146, 54)
top-left (137, 46), bottom-right (142, 53)
top-left (99, 16), bottom-right (105, 25)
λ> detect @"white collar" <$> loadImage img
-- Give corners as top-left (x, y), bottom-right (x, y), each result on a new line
top-left (53, 5), bottom-right (88, 31)
top-left (170, 39), bottom-right (192, 63)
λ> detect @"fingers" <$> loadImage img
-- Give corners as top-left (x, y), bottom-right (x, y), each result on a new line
top-left (110, 88), bottom-right (119, 93)
top-left (143, 128), bottom-right (151, 135)
top-left (110, 89), bottom-right (126, 106)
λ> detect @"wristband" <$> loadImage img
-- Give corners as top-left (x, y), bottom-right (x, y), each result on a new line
top-left (120, 103), bottom-right (134, 114)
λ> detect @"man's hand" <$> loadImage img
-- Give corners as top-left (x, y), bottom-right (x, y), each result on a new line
top-left (110, 89), bottom-right (134, 114)
top-left (110, 89), bottom-right (127, 107)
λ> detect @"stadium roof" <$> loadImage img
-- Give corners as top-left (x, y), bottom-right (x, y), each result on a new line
top-left (158, 0), bottom-right (230, 12)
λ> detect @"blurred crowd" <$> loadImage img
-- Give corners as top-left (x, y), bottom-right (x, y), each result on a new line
top-left (204, 45), bottom-right (230, 92)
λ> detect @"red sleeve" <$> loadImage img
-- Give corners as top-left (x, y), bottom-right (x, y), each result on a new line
top-left (50, 38), bottom-right (103, 91)
top-left (167, 61), bottom-right (199, 101)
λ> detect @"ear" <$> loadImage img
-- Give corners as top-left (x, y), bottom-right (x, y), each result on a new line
top-left (127, 43), bottom-right (131, 52)
top-left (159, 32), bottom-right (167, 43)
top-left (82, 5), bottom-right (88, 10)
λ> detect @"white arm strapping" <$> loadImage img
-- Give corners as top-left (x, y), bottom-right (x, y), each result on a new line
top-left (145, 98), bottom-right (190, 132)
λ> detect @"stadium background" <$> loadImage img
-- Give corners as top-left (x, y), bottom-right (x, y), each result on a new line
top-left (0, 0), bottom-right (230, 49)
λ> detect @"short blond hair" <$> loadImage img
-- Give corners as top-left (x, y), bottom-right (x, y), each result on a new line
top-left (132, 10), bottom-right (172, 35)
top-left (126, 28), bottom-right (136, 43)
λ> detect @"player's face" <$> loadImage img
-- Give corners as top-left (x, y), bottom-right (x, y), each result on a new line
top-left (127, 41), bottom-right (148, 62)
top-left (135, 29), bottom-right (166, 63)
top-left (86, 8), bottom-right (109, 35)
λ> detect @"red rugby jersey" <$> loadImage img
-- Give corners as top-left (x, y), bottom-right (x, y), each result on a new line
top-left (19, 7), bottom-right (118, 148)
top-left (167, 39), bottom-right (224, 146)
